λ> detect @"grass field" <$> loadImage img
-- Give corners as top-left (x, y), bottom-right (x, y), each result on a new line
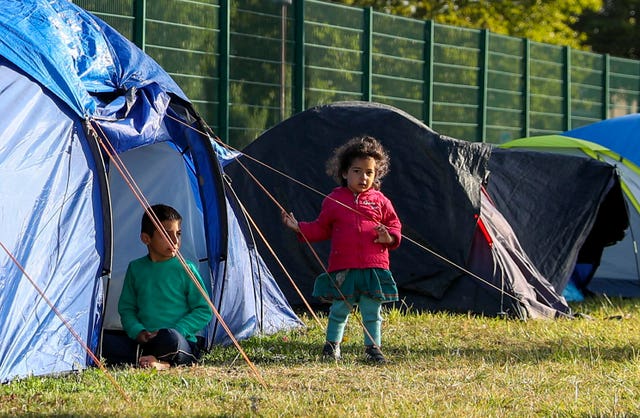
top-left (2, 297), bottom-right (640, 417)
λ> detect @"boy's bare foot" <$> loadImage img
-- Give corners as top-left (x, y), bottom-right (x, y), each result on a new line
top-left (138, 355), bottom-right (171, 371)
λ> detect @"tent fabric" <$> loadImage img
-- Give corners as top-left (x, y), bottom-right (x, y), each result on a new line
top-left (469, 191), bottom-right (569, 318)
top-left (500, 135), bottom-right (638, 297)
top-left (0, 61), bottom-right (104, 383)
top-left (0, 0), bottom-right (187, 117)
top-left (0, 0), bottom-right (301, 383)
top-left (421, 189), bottom-right (570, 318)
top-left (562, 115), bottom-right (640, 296)
top-left (564, 114), bottom-right (640, 167)
top-left (226, 101), bottom-right (489, 305)
top-left (487, 145), bottom-right (626, 293)
top-left (224, 101), bottom-right (574, 318)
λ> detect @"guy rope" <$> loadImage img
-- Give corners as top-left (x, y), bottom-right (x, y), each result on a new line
top-left (0, 240), bottom-right (132, 402)
top-left (166, 115), bottom-right (574, 324)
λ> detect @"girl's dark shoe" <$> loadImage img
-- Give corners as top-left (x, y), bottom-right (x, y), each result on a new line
top-left (364, 345), bottom-right (386, 364)
top-left (322, 341), bottom-right (341, 360)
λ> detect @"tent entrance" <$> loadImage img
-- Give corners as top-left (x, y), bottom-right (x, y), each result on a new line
top-left (102, 142), bottom-right (209, 331)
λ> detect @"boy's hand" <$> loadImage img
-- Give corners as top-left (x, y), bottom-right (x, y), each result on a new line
top-left (374, 224), bottom-right (394, 245)
top-left (136, 330), bottom-right (158, 343)
top-left (281, 210), bottom-right (300, 233)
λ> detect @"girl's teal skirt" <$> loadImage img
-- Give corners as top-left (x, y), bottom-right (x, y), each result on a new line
top-left (312, 268), bottom-right (399, 304)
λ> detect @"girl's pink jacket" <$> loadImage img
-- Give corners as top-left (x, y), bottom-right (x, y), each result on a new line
top-left (298, 186), bottom-right (402, 272)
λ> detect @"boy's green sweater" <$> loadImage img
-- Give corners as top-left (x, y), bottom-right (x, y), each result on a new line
top-left (118, 256), bottom-right (212, 343)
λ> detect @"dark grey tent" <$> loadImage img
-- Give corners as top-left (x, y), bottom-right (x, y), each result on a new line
top-left (487, 147), bottom-right (628, 295)
top-left (225, 102), bottom-right (626, 318)
top-left (499, 135), bottom-right (638, 298)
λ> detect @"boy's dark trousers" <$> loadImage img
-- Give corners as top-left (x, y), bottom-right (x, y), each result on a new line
top-left (141, 328), bottom-right (200, 366)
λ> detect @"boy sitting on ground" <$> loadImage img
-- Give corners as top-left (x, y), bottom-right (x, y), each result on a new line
top-left (118, 204), bottom-right (213, 370)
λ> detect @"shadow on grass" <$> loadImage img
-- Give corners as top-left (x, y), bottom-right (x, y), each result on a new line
top-left (389, 341), bottom-right (640, 364)
top-left (201, 337), bottom-right (640, 367)
top-left (200, 296), bottom-right (640, 367)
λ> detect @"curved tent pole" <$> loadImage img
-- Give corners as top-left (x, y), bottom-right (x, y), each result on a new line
top-left (167, 101), bottom-right (229, 261)
top-left (82, 118), bottom-right (114, 360)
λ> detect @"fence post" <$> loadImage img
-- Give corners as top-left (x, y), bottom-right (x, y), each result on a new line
top-left (218, 0), bottom-right (230, 143)
top-left (523, 38), bottom-right (530, 138)
top-left (294, 0), bottom-right (305, 114)
top-left (423, 20), bottom-right (433, 128)
top-left (479, 29), bottom-right (489, 142)
top-left (273, 0), bottom-right (293, 121)
top-left (564, 46), bottom-right (572, 131)
top-left (362, 7), bottom-right (372, 101)
top-left (133, 0), bottom-right (146, 50)
top-left (603, 53), bottom-right (610, 119)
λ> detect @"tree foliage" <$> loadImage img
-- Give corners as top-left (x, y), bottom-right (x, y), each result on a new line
top-left (572, 0), bottom-right (640, 59)
top-left (331, 0), bottom-right (602, 49)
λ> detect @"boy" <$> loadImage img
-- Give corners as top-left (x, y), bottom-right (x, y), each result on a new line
top-left (118, 204), bottom-right (213, 370)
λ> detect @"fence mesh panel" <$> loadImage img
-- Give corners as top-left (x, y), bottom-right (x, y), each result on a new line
top-left (75, 0), bottom-right (640, 148)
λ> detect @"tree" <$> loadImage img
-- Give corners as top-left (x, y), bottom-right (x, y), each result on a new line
top-left (331, 0), bottom-right (602, 49)
top-left (572, 0), bottom-right (640, 59)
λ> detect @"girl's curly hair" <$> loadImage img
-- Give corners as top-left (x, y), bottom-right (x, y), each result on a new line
top-left (325, 135), bottom-right (390, 190)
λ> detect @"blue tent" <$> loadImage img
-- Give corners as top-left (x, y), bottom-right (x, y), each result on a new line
top-left (564, 113), bottom-right (640, 167)
top-left (562, 115), bottom-right (640, 296)
top-left (0, 0), bottom-right (301, 383)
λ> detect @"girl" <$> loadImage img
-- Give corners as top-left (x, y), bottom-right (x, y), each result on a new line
top-left (282, 135), bottom-right (402, 363)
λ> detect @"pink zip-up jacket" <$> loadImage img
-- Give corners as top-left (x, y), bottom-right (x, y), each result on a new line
top-left (298, 186), bottom-right (402, 272)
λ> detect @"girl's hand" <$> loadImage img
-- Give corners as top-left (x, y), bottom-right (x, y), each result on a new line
top-left (374, 224), bottom-right (394, 245)
top-left (282, 210), bottom-right (300, 233)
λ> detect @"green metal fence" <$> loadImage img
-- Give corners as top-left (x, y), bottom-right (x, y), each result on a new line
top-left (76, 0), bottom-right (640, 149)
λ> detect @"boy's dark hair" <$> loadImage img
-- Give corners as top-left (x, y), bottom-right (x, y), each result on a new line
top-left (141, 204), bottom-right (182, 236)
top-left (325, 135), bottom-right (390, 190)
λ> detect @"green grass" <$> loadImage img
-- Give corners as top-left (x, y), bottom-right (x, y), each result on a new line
top-left (3, 297), bottom-right (640, 417)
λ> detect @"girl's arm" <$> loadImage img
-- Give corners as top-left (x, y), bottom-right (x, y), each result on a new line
top-left (379, 198), bottom-right (402, 249)
top-left (291, 197), bottom-right (334, 242)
